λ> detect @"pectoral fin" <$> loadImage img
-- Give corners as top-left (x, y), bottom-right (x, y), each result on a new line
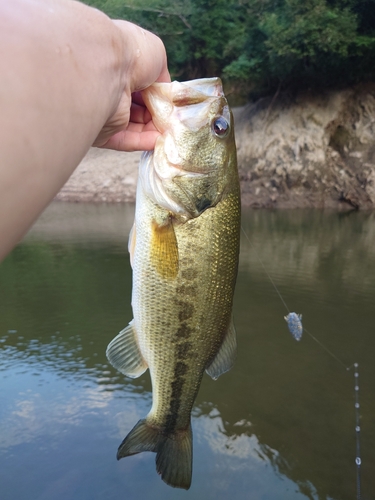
top-left (205, 318), bottom-right (237, 380)
top-left (151, 217), bottom-right (178, 279)
top-left (106, 321), bottom-right (148, 378)
top-left (128, 223), bottom-right (136, 268)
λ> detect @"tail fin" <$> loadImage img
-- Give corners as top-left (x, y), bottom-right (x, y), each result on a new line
top-left (155, 425), bottom-right (192, 490)
top-left (117, 418), bottom-right (192, 490)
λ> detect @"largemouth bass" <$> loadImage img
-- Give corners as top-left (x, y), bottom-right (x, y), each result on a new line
top-left (106, 77), bottom-right (240, 489)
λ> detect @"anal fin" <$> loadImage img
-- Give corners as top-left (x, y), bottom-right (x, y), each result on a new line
top-left (205, 318), bottom-right (237, 380)
top-left (106, 320), bottom-right (148, 378)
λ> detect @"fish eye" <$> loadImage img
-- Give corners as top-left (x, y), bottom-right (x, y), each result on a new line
top-left (212, 116), bottom-right (230, 138)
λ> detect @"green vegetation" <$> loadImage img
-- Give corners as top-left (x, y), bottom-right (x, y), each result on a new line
top-left (83, 0), bottom-right (375, 98)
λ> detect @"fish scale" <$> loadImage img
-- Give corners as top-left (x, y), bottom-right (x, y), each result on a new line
top-left (133, 188), bottom-right (240, 429)
top-left (106, 78), bottom-right (240, 490)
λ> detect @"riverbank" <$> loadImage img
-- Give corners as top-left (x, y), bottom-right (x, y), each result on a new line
top-left (56, 84), bottom-right (375, 209)
top-left (55, 148), bottom-right (140, 204)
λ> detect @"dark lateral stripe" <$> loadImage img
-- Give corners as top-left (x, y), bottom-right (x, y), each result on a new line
top-left (178, 302), bottom-right (195, 322)
top-left (177, 341), bottom-right (193, 358)
top-left (164, 361), bottom-right (188, 433)
top-left (164, 290), bottom-right (196, 434)
top-left (176, 323), bottom-right (192, 338)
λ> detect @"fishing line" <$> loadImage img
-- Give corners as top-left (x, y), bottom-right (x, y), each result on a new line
top-left (241, 227), bottom-right (291, 314)
top-left (241, 226), bottom-right (352, 368)
top-left (354, 363), bottom-right (361, 500)
top-left (241, 225), bottom-right (362, 499)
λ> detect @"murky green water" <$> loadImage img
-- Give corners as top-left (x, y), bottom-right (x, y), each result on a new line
top-left (1, 202), bottom-right (374, 500)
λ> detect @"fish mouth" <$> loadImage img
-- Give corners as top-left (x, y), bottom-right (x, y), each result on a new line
top-left (170, 78), bottom-right (224, 108)
top-left (141, 78), bottom-right (225, 136)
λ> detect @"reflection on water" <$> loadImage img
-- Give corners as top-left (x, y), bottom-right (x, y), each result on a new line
top-left (0, 202), bottom-right (374, 500)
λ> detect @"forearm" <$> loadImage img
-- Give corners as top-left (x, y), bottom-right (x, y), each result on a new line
top-left (0, 0), bottom-right (165, 260)
top-left (1, 0), bottom-right (125, 163)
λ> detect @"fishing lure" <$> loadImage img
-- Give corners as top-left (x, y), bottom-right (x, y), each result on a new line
top-left (284, 312), bottom-right (303, 341)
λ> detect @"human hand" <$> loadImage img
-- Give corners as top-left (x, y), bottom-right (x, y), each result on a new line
top-left (0, 1), bottom-right (170, 261)
top-left (93, 21), bottom-right (171, 152)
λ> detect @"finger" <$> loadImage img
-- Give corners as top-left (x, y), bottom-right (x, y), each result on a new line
top-left (117, 22), bottom-right (170, 91)
top-left (132, 91), bottom-right (144, 106)
top-left (157, 64), bottom-right (171, 83)
top-left (101, 129), bottom-right (160, 152)
top-left (94, 118), bottom-right (159, 148)
top-left (126, 120), bottom-right (158, 133)
top-left (129, 101), bottom-right (152, 124)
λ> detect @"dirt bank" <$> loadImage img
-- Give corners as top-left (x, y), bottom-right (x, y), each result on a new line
top-left (56, 84), bottom-right (375, 209)
top-left (56, 148), bottom-right (141, 203)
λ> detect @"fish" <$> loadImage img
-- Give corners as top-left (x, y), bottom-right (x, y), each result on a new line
top-left (284, 312), bottom-right (303, 341)
top-left (106, 77), bottom-right (240, 490)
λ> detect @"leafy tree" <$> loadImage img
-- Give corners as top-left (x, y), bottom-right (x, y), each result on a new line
top-left (83, 0), bottom-right (375, 98)
top-left (224, 0), bottom-right (375, 95)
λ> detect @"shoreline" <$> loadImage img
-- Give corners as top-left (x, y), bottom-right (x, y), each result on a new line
top-left (56, 85), bottom-right (375, 210)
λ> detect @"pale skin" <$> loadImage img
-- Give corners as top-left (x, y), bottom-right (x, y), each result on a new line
top-left (0, 0), bottom-right (171, 261)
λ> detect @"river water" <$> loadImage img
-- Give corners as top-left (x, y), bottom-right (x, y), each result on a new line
top-left (0, 202), bottom-right (374, 500)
